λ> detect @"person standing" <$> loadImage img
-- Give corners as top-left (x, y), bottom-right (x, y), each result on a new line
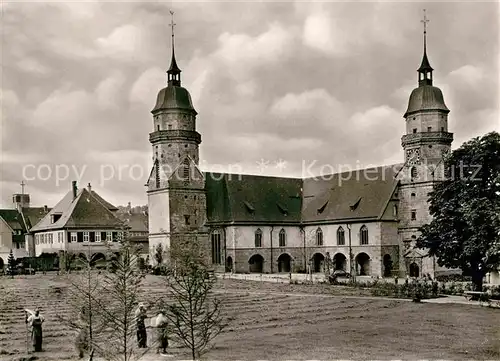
top-left (155, 311), bottom-right (169, 354)
top-left (27, 308), bottom-right (44, 352)
top-left (135, 303), bottom-right (148, 348)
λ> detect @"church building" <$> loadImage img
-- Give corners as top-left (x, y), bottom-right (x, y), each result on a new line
top-left (146, 16), bottom-right (453, 278)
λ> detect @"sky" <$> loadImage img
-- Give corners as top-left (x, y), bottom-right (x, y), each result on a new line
top-left (1, 0), bottom-right (499, 209)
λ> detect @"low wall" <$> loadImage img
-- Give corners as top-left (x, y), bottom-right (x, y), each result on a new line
top-left (216, 273), bottom-right (327, 284)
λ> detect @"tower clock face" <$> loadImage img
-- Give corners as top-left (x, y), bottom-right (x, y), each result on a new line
top-left (406, 148), bottom-right (421, 166)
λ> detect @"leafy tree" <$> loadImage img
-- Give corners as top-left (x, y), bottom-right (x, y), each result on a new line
top-left (6, 250), bottom-right (16, 278)
top-left (163, 239), bottom-right (226, 360)
top-left (154, 243), bottom-right (164, 265)
top-left (417, 132), bottom-right (500, 291)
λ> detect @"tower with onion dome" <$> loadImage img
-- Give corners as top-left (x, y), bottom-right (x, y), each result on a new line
top-left (146, 11), bottom-right (208, 265)
top-left (398, 10), bottom-right (454, 277)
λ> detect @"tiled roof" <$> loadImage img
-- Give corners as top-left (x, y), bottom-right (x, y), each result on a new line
top-left (302, 164), bottom-right (402, 222)
top-left (117, 212), bottom-right (148, 232)
top-left (204, 164), bottom-right (402, 225)
top-left (90, 191), bottom-right (118, 211)
top-left (22, 207), bottom-right (51, 229)
top-left (30, 189), bottom-right (125, 232)
top-left (0, 209), bottom-right (25, 231)
top-left (205, 173), bottom-right (302, 224)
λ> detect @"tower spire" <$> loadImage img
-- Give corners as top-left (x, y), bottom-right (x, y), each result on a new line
top-left (167, 10), bottom-right (181, 86)
top-left (417, 9), bottom-right (433, 86)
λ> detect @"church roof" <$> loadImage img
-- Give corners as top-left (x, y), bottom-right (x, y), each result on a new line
top-left (152, 85), bottom-right (196, 114)
top-left (302, 164), bottom-right (402, 222)
top-left (404, 85), bottom-right (449, 117)
top-left (204, 164), bottom-right (402, 225)
top-left (205, 173), bottom-right (302, 224)
top-left (30, 188), bottom-right (125, 232)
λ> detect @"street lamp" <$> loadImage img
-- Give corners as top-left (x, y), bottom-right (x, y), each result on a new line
top-left (347, 224), bottom-right (354, 283)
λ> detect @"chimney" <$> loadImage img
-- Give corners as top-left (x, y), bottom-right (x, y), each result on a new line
top-left (87, 183), bottom-right (92, 193)
top-left (127, 202), bottom-right (132, 214)
top-left (72, 181), bottom-right (78, 200)
top-left (43, 205), bottom-right (48, 213)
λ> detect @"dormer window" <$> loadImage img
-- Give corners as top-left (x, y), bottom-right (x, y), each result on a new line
top-left (51, 213), bottom-right (62, 223)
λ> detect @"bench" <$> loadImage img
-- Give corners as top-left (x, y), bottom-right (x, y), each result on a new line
top-left (463, 291), bottom-right (487, 301)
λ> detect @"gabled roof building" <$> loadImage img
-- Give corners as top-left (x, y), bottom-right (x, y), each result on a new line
top-left (30, 181), bottom-right (127, 258)
top-left (146, 15), bottom-right (453, 278)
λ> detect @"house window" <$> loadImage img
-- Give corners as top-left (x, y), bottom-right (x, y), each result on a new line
top-left (255, 229), bottom-right (262, 248)
top-left (411, 210), bottom-right (417, 221)
top-left (413, 128), bottom-right (417, 134)
top-left (211, 230), bottom-right (222, 265)
top-left (441, 127), bottom-right (444, 131)
top-left (83, 232), bottom-right (89, 242)
top-left (411, 192), bottom-right (416, 197)
top-left (107, 232), bottom-right (112, 242)
top-left (427, 126), bottom-right (432, 132)
top-left (184, 215), bottom-right (190, 225)
top-left (337, 227), bottom-right (345, 246)
top-left (316, 228), bottom-right (323, 246)
top-left (112, 232), bottom-right (118, 242)
top-left (89, 232), bottom-right (95, 243)
top-left (157, 125), bottom-right (160, 131)
top-left (70, 232), bottom-right (77, 243)
top-left (360, 225), bottom-right (369, 245)
top-left (393, 205), bottom-right (398, 217)
top-left (279, 229), bottom-right (286, 247)
top-left (118, 232), bottom-right (123, 241)
top-left (96, 232), bottom-right (101, 242)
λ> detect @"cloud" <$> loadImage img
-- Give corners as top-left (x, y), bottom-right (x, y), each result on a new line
top-left (30, 87), bottom-right (93, 129)
top-left (129, 67), bottom-right (165, 109)
top-left (96, 24), bottom-right (144, 58)
top-left (303, 12), bottom-right (346, 56)
top-left (95, 71), bottom-right (127, 110)
top-left (17, 58), bottom-right (51, 75)
top-left (213, 22), bottom-right (296, 81)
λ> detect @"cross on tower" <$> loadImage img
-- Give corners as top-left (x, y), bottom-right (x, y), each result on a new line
top-left (169, 10), bottom-right (176, 41)
top-left (421, 9), bottom-right (429, 34)
top-left (20, 180), bottom-right (26, 195)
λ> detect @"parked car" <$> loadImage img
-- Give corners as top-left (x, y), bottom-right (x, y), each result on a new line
top-left (328, 269), bottom-right (350, 284)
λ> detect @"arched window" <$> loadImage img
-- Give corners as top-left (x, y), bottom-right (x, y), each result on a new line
top-left (337, 227), bottom-right (345, 246)
top-left (360, 225), bottom-right (369, 245)
top-left (211, 230), bottom-right (222, 265)
top-left (316, 228), bottom-right (323, 246)
top-left (255, 229), bottom-right (262, 248)
top-left (182, 159), bottom-right (190, 180)
top-left (279, 228), bottom-right (286, 247)
top-left (410, 167), bottom-right (417, 181)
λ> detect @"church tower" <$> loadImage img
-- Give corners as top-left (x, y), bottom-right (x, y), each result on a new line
top-left (398, 10), bottom-right (454, 277)
top-left (147, 11), bottom-right (208, 264)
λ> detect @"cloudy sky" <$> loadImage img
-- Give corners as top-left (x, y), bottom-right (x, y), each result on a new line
top-left (1, 0), bottom-right (498, 209)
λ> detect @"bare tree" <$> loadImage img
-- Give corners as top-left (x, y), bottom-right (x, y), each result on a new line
top-left (163, 239), bottom-right (227, 360)
top-left (56, 247), bottom-right (106, 359)
top-left (97, 241), bottom-right (148, 361)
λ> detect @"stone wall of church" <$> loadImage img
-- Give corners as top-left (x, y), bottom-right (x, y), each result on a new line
top-left (226, 225), bottom-right (305, 273)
